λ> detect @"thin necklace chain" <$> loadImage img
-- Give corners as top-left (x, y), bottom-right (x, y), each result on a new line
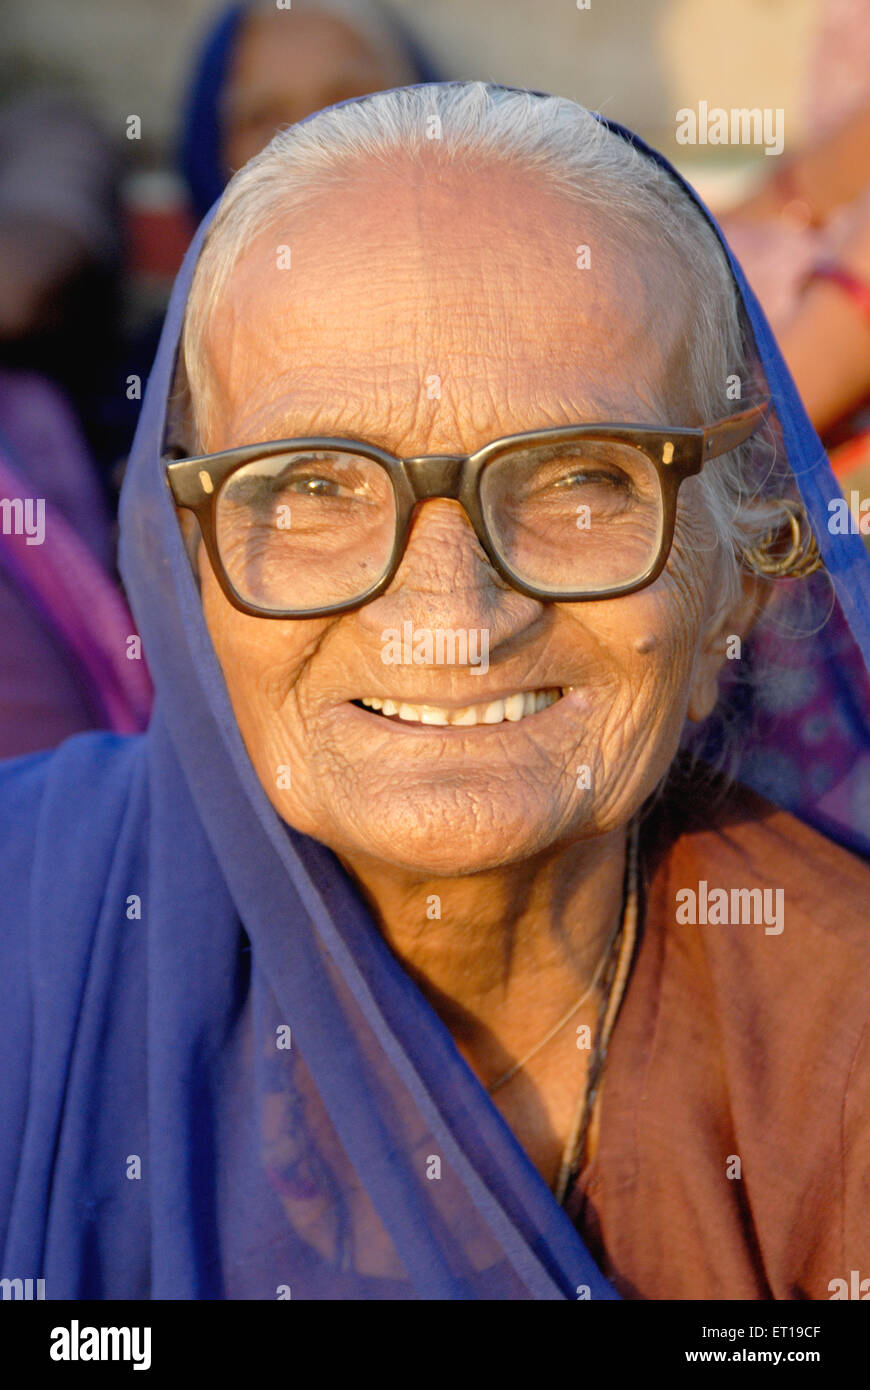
top-left (555, 824), bottom-right (640, 1203)
top-left (486, 824), bottom-right (638, 1096)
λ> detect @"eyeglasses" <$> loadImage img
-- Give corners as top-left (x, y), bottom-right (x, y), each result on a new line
top-left (164, 401), bottom-right (769, 618)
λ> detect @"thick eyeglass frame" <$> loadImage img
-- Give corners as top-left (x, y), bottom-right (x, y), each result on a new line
top-left (165, 399), bottom-right (770, 618)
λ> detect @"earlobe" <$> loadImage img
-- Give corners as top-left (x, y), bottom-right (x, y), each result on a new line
top-left (686, 645), bottom-right (725, 723)
top-left (687, 565), bottom-right (769, 723)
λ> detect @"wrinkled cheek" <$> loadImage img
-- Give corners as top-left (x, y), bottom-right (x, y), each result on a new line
top-left (199, 593), bottom-right (281, 776)
top-left (584, 606), bottom-right (702, 798)
top-left (636, 548), bottom-right (713, 681)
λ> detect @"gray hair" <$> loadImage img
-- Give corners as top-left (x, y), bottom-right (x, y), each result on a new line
top-left (175, 81), bottom-right (789, 612)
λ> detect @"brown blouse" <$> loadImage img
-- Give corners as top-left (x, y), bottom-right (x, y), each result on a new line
top-left (568, 782), bottom-right (870, 1299)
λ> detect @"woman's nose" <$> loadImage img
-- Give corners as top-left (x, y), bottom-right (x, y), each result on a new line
top-left (353, 498), bottom-right (543, 643)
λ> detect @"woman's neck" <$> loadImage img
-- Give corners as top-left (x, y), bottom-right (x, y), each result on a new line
top-left (338, 825), bottom-right (628, 1080)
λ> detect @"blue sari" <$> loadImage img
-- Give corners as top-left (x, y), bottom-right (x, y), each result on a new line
top-left (0, 85), bottom-right (868, 1299)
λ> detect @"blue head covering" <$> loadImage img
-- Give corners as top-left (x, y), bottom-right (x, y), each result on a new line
top-left (178, 1), bottom-right (442, 222)
top-left (178, 4), bottom-right (246, 224)
top-left (1, 83), bottom-right (868, 1300)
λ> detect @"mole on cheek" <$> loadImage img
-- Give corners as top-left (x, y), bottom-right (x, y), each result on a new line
top-left (634, 633), bottom-right (659, 654)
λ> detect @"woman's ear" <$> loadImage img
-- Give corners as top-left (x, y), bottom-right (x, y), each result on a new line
top-left (687, 563), bottom-right (770, 723)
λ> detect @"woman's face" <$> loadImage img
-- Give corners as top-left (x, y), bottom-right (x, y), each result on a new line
top-left (222, 11), bottom-right (412, 174)
top-left (194, 158), bottom-right (739, 876)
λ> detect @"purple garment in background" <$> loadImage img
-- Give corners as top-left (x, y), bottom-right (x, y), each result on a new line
top-left (0, 369), bottom-right (151, 755)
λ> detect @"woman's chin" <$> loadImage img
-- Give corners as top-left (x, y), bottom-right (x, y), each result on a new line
top-left (285, 793), bottom-right (592, 878)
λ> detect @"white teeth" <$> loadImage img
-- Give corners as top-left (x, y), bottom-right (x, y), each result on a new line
top-left (419, 706), bottom-right (450, 725)
top-left (451, 705), bottom-right (478, 725)
top-left (357, 687), bottom-right (569, 726)
top-left (504, 693), bottom-right (525, 722)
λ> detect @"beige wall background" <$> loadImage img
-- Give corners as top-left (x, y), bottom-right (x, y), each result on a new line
top-left (4, 0), bottom-right (825, 202)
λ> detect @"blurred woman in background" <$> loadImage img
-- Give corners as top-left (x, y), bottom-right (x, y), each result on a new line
top-left (723, 0), bottom-right (870, 494)
top-left (179, 0), bottom-right (441, 222)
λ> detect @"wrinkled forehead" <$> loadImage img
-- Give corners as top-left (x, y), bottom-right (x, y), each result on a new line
top-left (199, 155), bottom-right (699, 450)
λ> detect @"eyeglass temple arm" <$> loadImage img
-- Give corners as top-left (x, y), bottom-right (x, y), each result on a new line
top-left (701, 398), bottom-right (771, 461)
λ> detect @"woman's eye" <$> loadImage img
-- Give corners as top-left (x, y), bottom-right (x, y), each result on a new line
top-left (289, 475), bottom-right (341, 497)
top-left (553, 468), bottom-right (632, 491)
top-left (231, 473), bottom-right (345, 508)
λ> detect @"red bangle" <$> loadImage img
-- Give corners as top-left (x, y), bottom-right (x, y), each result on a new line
top-left (804, 262), bottom-right (870, 329)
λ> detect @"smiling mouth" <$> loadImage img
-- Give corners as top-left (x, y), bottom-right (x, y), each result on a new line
top-left (350, 687), bottom-right (576, 727)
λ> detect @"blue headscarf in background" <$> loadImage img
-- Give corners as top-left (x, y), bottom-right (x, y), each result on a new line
top-left (1, 83), bottom-right (868, 1300)
top-left (179, 1), bottom-right (442, 222)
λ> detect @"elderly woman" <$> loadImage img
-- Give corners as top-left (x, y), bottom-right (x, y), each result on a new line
top-left (1, 82), bottom-right (868, 1301)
